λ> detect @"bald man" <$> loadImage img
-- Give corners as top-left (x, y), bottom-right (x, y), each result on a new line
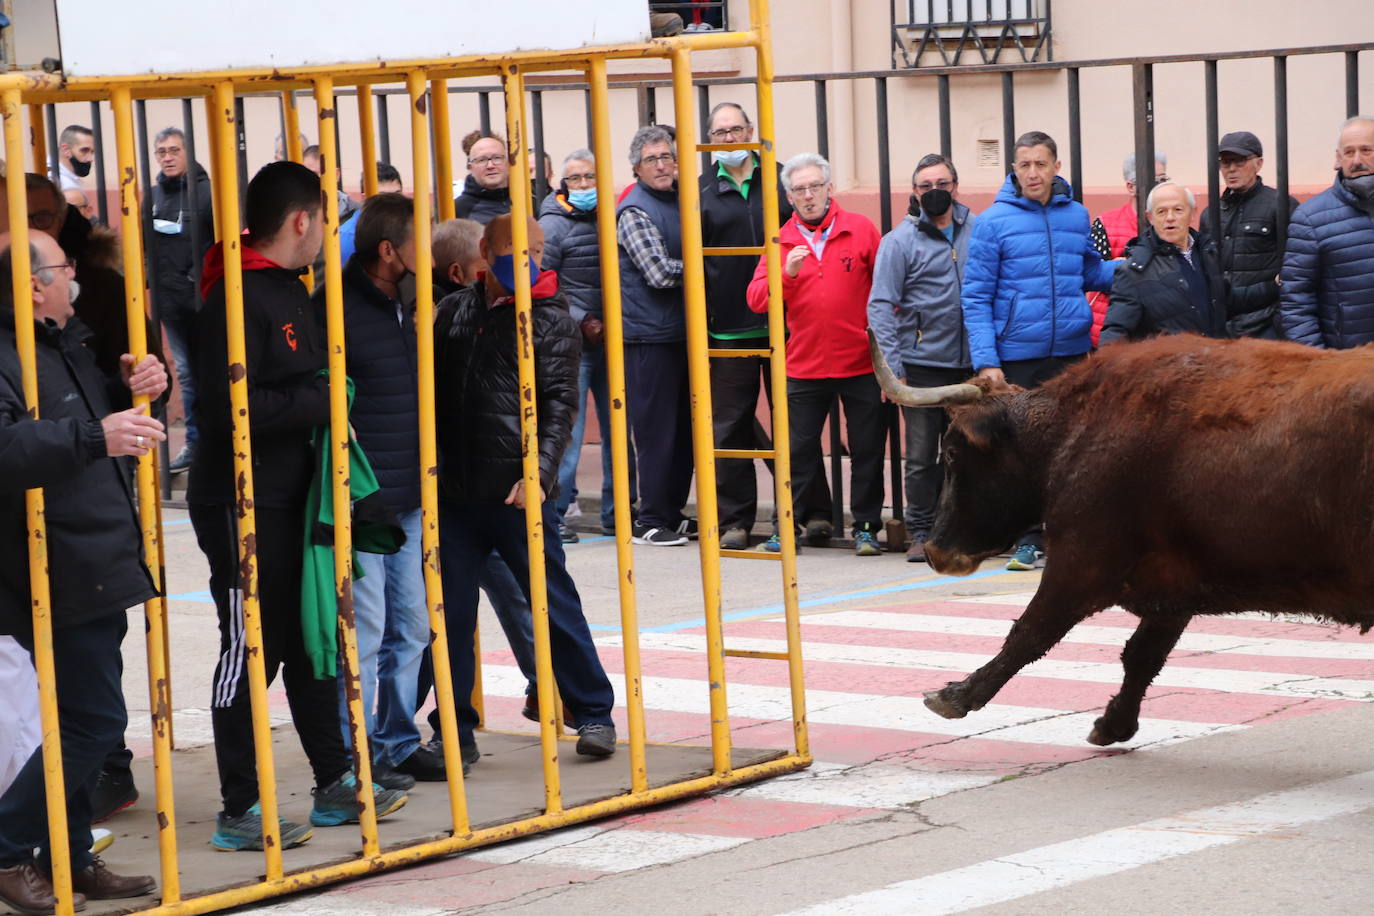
top-left (432, 213), bottom-right (618, 763)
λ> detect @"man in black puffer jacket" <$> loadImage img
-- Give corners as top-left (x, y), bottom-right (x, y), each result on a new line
top-left (452, 132), bottom-right (513, 226)
top-left (1101, 183), bottom-right (1273, 345)
top-left (434, 214), bottom-right (617, 762)
top-left (0, 230), bottom-right (165, 910)
top-left (312, 193), bottom-right (430, 787)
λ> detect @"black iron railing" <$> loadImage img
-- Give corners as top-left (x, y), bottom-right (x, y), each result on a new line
top-left (892, 0), bottom-right (1052, 69)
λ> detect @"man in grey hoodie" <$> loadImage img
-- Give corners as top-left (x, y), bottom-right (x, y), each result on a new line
top-left (867, 153), bottom-right (975, 562)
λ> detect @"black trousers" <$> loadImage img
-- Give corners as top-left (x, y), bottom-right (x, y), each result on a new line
top-left (191, 502), bottom-right (350, 818)
top-left (624, 342), bottom-right (695, 530)
top-left (1002, 355), bottom-right (1083, 551)
top-left (901, 363), bottom-right (970, 538)
top-left (786, 373), bottom-right (887, 533)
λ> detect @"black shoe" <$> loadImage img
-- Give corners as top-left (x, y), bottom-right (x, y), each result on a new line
top-left (167, 445), bottom-right (193, 474)
top-left (631, 522), bottom-right (688, 546)
top-left (91, 767), bottom-right (138, 823)
top-left (575, 723), bottom-right (617, 758)
top-left (677, 517), bottom-right (699, 540)
top-left (804, 518), bottom-right (834, 546)
top-left (426, 735), bottom-right (481, 769)
top-left (371, 765), bottom-right (416, 791)
top-left (394, 744), bottom-right (450, 781)
top-left (558, 522), bottom-right (580, 544)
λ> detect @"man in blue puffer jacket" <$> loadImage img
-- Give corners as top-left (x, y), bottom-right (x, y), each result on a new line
top-left (960, 130), bottom-right (1119, 571)
top-left (1279, 117), bottom-right (1374, 349)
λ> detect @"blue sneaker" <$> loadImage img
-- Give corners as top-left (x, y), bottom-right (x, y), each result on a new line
top-left (761, 534), bottom-right (781, 553)
top-left (310, 773), bottom-right (408, 827)
top-left (854, 531), bottom-right (882, 556)
top-left (1006, 544), bottom-right (1044, 571)
top-left (211, 803), bottom-right (313, 851)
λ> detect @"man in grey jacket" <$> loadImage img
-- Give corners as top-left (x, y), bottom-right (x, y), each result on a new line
top-left (867, 154), bottom-right (975, 562)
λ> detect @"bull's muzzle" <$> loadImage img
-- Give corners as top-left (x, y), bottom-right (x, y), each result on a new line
top-left (922, 541), bottom-right (982, 577)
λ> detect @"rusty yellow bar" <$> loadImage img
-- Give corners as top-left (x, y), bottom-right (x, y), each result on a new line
top-left (406, 68), bottom-right (471, 832)
top-left (112, 86), bottom-right (182, 904)
top-left (715, 448), bottom-right (776, 460)
top-left (4, 86), bottom-right (76, 916)
top-left (27, 102), bottom-right (45, 170)
top-left (280, 91), bottom-right (316, 290)
top-left (430, 78), bottom-right (455, 221)
top-left (356, 85), bottom-right (377, 197)
top-left (151, 466), bottom-right (175, 751)
top-left (749, 0), bottom-right (809, 758)
top-left (211, 79), bottom-right (286, 880)
top-left (314, 74), bottom-right (382, 858)
top-left (123, 753), bottom-right (811, 916)
top-left (707, 347), bottom-right (771, 359)
top-left (669, 47), bottom-right (732, 776)
top-left (586, 56), bottom-right (648, 794)
top-left (204, 96), bottom-right (224, 243)
top-left (702, 246), bottom-right (764, 257)
top-left (502, 63), bottom-right (563, 815)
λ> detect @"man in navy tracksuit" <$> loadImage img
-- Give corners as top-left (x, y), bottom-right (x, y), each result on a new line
top-left (960, 131), bottom-right (1120, 571)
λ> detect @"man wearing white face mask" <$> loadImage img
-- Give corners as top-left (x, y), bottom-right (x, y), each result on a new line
top-left (698, 103), bottom-right (802, 550)
top-left (144, 126), bottom-right (214, 474)
top-left (540, 149), bottom-right (638, 541)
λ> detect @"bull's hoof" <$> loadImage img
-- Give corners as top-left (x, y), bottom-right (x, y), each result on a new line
top-left (1087, 715), bottom-right (1138, 746)
top-left (923, 688), bottom-right (970, 719)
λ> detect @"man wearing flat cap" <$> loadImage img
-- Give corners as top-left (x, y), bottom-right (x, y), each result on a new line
top-left (1198, 130), bottom-right (1298, 338)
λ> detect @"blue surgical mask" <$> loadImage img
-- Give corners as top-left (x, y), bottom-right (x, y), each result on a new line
top-left (568, 188), bottom-right (598, 211)
top-left (491, 253), bottom-right (540, 294)
top-left (712, 149), bottom-right (751, 168)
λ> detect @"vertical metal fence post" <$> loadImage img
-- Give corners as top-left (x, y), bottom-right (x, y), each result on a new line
top-left (671, 45), bottom-right (733, 776)
top-left (478, 90), bottom-right (492, 136)
top-left (751, 0), bottom-right (809, 759)
top-left (405, 68), bottom-right (470, 834)
top-left (44, 103), bottom-right (59, 181)
top-left (233, 96), bottom-right (248, 217)
top-left (377, 90), bottom-right (392, 165)
top-left (1001, 70), bottom-right (1015, 172)
top-left (28, 103), bottom-right (46, 170)
top-left (937, 74), bottom-right (952, 159)
top-left (1067, 67), bottom-right (1083, 202)
top-left (112, 86), bottom-right (181, 904)
top-left (1347, 51), bottom-right (1361, 118)
top-left (210, 79), bottom-right (286, 880)
top-left (532, 89), bottom-right (548, 204)
top-left (4, 84), bottom-right (75, 916)
top-left (1205, 60), bottom-right (1221, 242)
top-left (588, 56), bottom-right (649, 793)
top-left (1131, 63), bottom-right (1155, 237)
top-left (135, 98), bottom-right (173, 501)
top-left (314, 74), bottom-right (382, 859)
top-left (431, 79), bottom-right (456, 221)
top-left (1273, 56), bottom-right (1290, 249)
top-left (875, 75), bottom-right (903, 540)
top-left (502, 62), bottom-right (566, 814)
top-left (358, 85), bottom-right (378, 197)
top-left (90, 100), bottom-right (109, 225)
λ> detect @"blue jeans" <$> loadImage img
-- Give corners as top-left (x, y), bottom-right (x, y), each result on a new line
top-left (555, 347), bottom-right (637, 531)
top-left (339, 507), bottom-right (428, 767)
top-left (481, 552), bottom-right (537, 693)
top-left (436, 501), bottom-right (614, 740)
top-left (162, 316), bottom-right (199, 448)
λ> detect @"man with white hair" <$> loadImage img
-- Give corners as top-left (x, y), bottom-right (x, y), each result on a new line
top-left (745, 152), bottom-right (885, 557)
top-left (1086, 149), bottom-right (1168, 345)
top-left (1100, 183), bottom-right (1272, 344)
top-left (1280, 116), bottom-right (1374, 349)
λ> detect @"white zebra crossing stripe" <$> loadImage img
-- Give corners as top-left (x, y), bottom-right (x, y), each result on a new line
top-left (724, 761), bottom-right (999, 809)
top-left (467, 825), bottom-right (748, 871)
top-left (612, 633), bottom-right (1374, 700)
top-left (782, 768), bottom-right (1374, 915)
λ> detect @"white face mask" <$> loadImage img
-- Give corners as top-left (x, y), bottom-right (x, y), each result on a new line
top-left (712, 149), bottom-right (751, 168)
top-left (152, 218), bottom-right (182, 235)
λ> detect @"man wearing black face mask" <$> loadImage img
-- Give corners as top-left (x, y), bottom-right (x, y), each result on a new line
top-left (55, 125), bottom-right (95, 191)
top-left (867, 154), bottom-right (975, 563)
top-left (1280, 116), bottom-right (1374, 349)
top-left (432, 213), bottom-right (619, 763)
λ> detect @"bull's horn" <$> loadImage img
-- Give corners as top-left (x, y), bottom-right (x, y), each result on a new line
top-left (868, 328), bottom-right (982, 406)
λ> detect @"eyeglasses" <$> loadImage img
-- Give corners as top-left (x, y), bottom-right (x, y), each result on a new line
top-left (640, 153), bottom-right (677, 167)
top-left (707, 125), bottom-right (750, 141)
top-left (32, 259), bottom-right (76, 276)
top-left (468, 155), bottom-right (507, 167)
top-left (564, 172), bottom-right (596, 185)
top-left (914, 179), bottom-right (955, 192)
top-left (28, 211), bottom-right (61, 230)
top-left (789, 183), bottom-right (827, 198)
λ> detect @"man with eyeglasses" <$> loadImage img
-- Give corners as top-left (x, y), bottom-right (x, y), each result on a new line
top-left (454, 131), bottom-right (513, 226)
top-left (144, 126), bottom-right (214, 475)
top-left (617, 124), bottom-right (696, 546)
top-left (960, 130), bottom-right (1118, 572)
top-left (542, 149), bottom-right (638, 543)
top-left (698, 102), bottom-right (797, 551)
top-left (0, 228), bottom-right (167, 912)
top-left (868, 153), bottom-right (976, 563)
top-left (1198, 131), bottom-right (1297, 339)
top-left (746, 152), bottom-right (886, 558)
top-left (1085, 150), bottom-right (1168, 346)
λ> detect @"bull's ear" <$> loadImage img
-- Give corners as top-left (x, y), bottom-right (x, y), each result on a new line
top-left (952, 403), bottom-right (1011, 452)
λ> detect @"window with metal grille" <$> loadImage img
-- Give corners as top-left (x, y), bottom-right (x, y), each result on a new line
top-left (892, 0), bottom-right (1052, 68)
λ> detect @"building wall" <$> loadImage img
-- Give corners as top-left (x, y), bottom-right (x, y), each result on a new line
top-left (20, 0), bottom-right (1373, 227)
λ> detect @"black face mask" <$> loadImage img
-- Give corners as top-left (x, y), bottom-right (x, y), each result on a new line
top-left (920, 188), bottom-right (953, 218)
top-left (70, 158), bottom-right (92, 178)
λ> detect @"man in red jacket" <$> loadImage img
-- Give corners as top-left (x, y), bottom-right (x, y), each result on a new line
top-left (746, 152), bottom-right (885, 557)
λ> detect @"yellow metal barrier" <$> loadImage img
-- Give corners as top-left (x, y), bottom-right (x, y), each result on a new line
top-left (6, 4), bottom-right (808, 913)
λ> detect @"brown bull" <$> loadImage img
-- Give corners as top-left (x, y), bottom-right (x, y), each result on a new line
top-left (871, 330), bottom-right (1374, 746)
